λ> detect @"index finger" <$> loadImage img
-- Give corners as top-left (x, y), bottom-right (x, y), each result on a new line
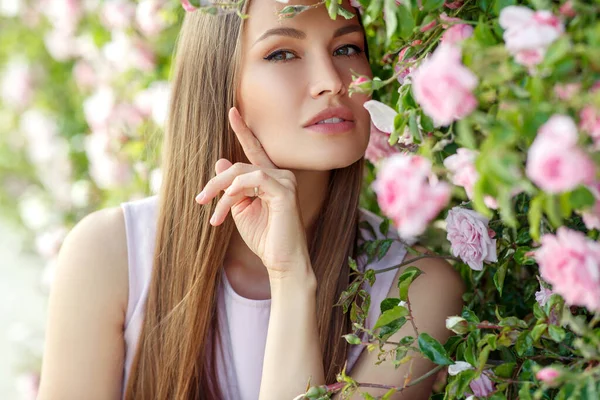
top-left (229, 107), bottom-right (276, 168)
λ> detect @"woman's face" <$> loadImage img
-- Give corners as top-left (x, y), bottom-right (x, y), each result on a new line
top-left (237, 0), bottom-right (373, 171)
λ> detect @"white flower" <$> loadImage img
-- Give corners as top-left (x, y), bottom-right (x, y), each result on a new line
top-left (448, 361), bottom-right (474, 376)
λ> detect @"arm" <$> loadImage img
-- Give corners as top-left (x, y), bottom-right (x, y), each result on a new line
top-left (338, 246), bottom-right (466, 399)
top-left (259, 263), bottom-right (325, 400)
top-left (37, 207), bottom-right (128, 400)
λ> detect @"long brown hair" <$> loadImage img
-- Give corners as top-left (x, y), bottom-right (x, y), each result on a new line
top-left (124, 3), bottom-right (368, 399)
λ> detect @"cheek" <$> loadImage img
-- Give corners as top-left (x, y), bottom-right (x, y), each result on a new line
top-left (238, 66), bottom-right (301, 124)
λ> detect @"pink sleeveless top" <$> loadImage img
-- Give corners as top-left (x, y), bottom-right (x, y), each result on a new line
top-left (120, 195), bottom-right (407, 399)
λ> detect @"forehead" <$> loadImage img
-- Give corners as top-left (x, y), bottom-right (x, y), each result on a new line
top-left (243, 0), bottom-right (361, 41)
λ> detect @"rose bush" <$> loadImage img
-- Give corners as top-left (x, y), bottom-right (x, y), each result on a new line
top-left (2, 0), bottom-right (600, 399)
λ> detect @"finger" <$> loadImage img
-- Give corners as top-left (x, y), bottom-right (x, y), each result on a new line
top-left (229, 107), bottom-right (276, 168)
top-left (196, 162), bottom-right (290, 204)
top-left (196, 161), bottom-right (254, 204)
top-left (215, 158), bottom-right (233, 175)
top-left (210, 170), bottom-right (292, 225)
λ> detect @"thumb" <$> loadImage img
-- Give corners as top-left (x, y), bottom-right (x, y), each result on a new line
top-left (215, 158), bottom-right (233, 175)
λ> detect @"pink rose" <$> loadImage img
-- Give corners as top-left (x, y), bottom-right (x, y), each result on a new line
top-left (444, 0), bottom-right (463, 9)
top-left (411, 44), bottom-right (478, 127)
top-left (441, 24), bottom-right (474, 45)
top-left (535, 227), bottom-right (600, 312)
top-left (526, 115), bottom-right (595, 193)
top-left (394, 41), bottom-right (421, 85)
top-left (372, 154), bottom-right (451, 239)
top-left (446, 207), bottom-right (497, 271)
top-left (470, 371), bottom-right (495, 397)
top-left (349, 76), bottom-right (372, 94)
top-left (181, 0), bottom-right (198, 12)
top-left (536, 114), bottom-right (579, 146)
top-left (420, 19), bottom-right (437, 33)
top-left (365, 123), bottom-right (402, 165)
top-left (443, 148), bottom-right (500, 209)
top-left (559, 1), bottom-right (576, 18)
top-left (553, 83), bottom-right (580, 101)
top-left (499, 6), bottom-right (564, 69)
top-left (536, 367), bottom-right (561, 386)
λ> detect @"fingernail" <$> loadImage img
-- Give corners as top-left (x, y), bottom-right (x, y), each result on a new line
top-left (195, 191), bottom-right (205, 203)
top-left (210, 213), bottom-right (217, 224)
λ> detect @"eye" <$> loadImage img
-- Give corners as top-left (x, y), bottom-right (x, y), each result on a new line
top-left (264, 50), bottom-right (297, 63)
top-left (334, 44), bottom-right (363, 57)
top-left (264, 44), bottom-right (364, 64)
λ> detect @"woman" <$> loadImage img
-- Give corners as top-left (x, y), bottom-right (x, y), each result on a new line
top-left (37, 0), bottom-right (465, 398)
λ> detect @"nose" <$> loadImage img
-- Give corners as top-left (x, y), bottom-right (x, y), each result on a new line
top-left (309, 52), bottom-right (346, 99)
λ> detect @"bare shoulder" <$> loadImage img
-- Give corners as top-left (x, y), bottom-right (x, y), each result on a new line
top-left (60, 206), bottom-right (129, 313)
top-left (37, 206), bottom-right (129, 400)
top-left (405, 244), bottom-right (466, 299)
top-left (344, 244), bottom-right (465, 399)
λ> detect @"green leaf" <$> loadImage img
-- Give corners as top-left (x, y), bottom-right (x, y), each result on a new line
top-left (456, 119), bottom-right (477, 149)
top-left (530, 323), bottom-right (547, 342)
top-left (473, 23), bottom-right (497, 46)
top-left (408, 110), bottom-right (420, 143)
top-left (374, 305), bottom-right (409, 330)
top-left (383, 0), bottom-right (398, 42)
top-left (390, 114), bottom-right (407, 146)
top-left (455, 369), bottom-right (477, 395)
top-left (543, 36), bottom-right (571, 67)
top-left (493, 262), bottom-right (507, 295)
top-left (378, 317), bottom-right (407, 340)
top-left (493, 0), bottom-right (516, 16)
top-left (380, 297), bottom-right (402, 313)
top-left (544, 194), bottom-right (562, 228)
top-left (397, 4), bottom-right (415, 40)
top-left (494, 362), bottom-right (516, 379)
top-left (337, 6), bottom-right (355, 19)
top-left (420, 111), bottom-right (435, 133)
top-left (397, 266), bottom-right (423, 301)
top-left (418, 333), bottom-right (454, 365)
top-left (422, 0), bottom-right (444, 12)
top-left (343, 334), bottom-right (362, 345)
top-left (348, 256), bottom-right (358, 272)
top-left (515, 331), bottom-right (533, 356)
top-left (528, 194), bottom-right (543, 241)
top-left (570, 186), bottom-right (596, 209)
top-left (379, 218), bottom-right (391, 236)
top-left (326, 0), bottom-right (338, 19)
top-left (548, 325), bottom-right (566, 342)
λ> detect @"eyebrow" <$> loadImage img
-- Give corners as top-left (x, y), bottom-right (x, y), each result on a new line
top-left (253, 24), bottom-right (363, 47)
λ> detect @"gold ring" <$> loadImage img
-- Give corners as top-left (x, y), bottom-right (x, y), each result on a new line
top-left (253, 187), bottom-right (259, 197)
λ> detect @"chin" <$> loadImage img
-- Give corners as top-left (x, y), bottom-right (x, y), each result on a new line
top-left (272, 150), bottom-right (366, 171)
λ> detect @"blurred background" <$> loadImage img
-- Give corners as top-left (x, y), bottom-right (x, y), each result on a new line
top-left (0, 0), bottom-right (184, 397)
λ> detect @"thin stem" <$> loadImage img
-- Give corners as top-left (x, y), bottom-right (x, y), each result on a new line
top-left (374, 254), bottom-right (460, 275)
top-left (355, 364), bottom-right (444, 393)
top-left (406, 296), bottom-right (420, 337)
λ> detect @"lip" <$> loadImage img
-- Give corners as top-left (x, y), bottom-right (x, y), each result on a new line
top-left (305, 120), bottom-right (356, 134)
top-left (303, 106), bottom-right (356, 128)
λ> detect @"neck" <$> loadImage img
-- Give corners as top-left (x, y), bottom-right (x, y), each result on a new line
top-left (224, 169), bottom-right (331, 278)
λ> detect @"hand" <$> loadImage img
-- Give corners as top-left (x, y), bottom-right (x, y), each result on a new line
top-left (195, 107), bottom-right (310, 276)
